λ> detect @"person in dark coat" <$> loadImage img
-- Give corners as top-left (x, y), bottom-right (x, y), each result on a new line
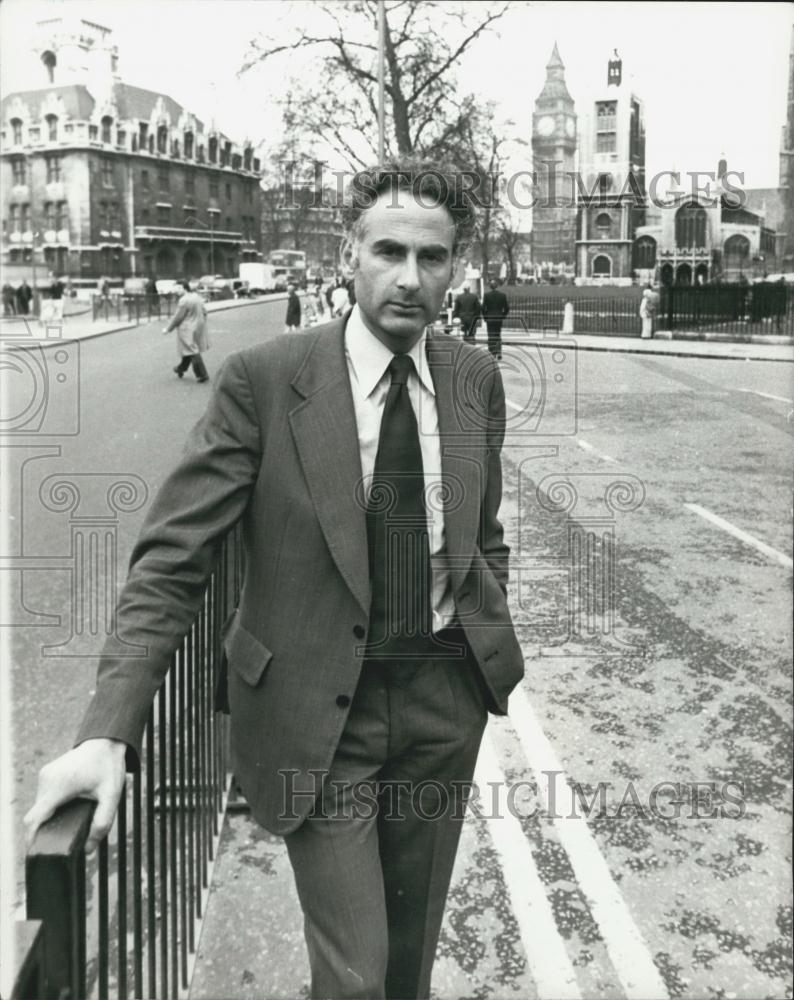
top-left (2, 283), bottom-right (16, 316)
top-left (482, 279), bottom-right (510, 359)
top-left (16, 279), bottom-right (33, 316)
top-left (453, 283), bottom-right (481, 341)
top-left (284, 282), bottom-right (302, 332)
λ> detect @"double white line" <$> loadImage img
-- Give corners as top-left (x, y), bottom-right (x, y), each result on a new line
top-left (475, 689), bottom-right (670, 1000)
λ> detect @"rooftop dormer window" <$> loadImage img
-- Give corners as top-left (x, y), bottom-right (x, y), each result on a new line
top-left (46, 115), bottom-right (58, 142)
top-left (11, 118), bottom-right (23, 145)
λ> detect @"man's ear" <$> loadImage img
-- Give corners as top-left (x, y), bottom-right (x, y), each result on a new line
top-left (340, 236), bottom-right (359, 272)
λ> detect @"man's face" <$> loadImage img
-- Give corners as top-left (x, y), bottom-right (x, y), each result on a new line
top-left (352, 188), bottom-right (455, 348)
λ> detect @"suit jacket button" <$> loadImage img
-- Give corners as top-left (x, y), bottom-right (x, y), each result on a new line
top-left (336, 695), bottom-right (351, 708)
top-left (353, 625), bottom-right (366, 639)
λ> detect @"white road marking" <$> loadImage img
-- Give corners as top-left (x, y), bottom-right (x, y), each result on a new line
top-left (475, 731), bottom-right (582, 1000)
top-left (508, 687), bottom-right (670, 1000)
top-left (505, 397), bottom-right (524, 413)
top-left (736, 387), bottom-right (793, 404)
top-left (577, 438), bottom-right (617, 463)
top-left (684, 503), bottom-right (793, 568)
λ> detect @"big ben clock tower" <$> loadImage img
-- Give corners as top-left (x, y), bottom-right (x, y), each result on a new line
top-left (531, 43), bottom-right (577, 270)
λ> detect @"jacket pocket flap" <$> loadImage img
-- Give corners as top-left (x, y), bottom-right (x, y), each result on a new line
top-left (224, 619), bottom-right (272, 687)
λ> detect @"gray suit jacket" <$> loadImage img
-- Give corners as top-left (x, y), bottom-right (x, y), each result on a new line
top-left (77, 319), bottom-right (524, 834)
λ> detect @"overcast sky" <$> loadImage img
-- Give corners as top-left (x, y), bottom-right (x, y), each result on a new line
top-left (1, 0), bottom-right (791, 190)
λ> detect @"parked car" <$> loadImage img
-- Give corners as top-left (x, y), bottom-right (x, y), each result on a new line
top-left (156, 279), bottom-right (183, 296)
top-left (195, 275), bottom-right (248, 301)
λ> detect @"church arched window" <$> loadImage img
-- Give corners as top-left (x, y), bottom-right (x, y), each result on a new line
top-left (723, 234), bottom-right (750, 273)
top-left (595, 212), bottom-right (612, 238)
top-left (592, 254), bottom-right (612, 277)
top-left (633, 236), bottom-right (657, 270)
top-left (675, 202), bottom-right (707, 250)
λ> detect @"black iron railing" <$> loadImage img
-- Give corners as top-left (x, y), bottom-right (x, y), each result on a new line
top-left (14, 527), bottom-right (243, 1000)
top-left (660, 282), bottom-right (794, 337)
top-left (92, 294), bottom-right (181, 325)
top-left (505, 296), bottom-right (643, 336)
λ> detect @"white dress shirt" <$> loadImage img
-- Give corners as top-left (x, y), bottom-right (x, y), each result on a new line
top-left (344, 305), bottom-right (455, 632)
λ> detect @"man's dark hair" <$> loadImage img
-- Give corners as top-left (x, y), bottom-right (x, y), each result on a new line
top-left (341, 157), bottom-right (479, 259)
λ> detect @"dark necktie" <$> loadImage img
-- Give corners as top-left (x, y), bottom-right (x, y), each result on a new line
top-left (366, 353), bottom-right (433, 656)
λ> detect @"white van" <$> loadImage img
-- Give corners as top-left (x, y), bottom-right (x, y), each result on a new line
top-left (239, 263), bottom-right (285, 294)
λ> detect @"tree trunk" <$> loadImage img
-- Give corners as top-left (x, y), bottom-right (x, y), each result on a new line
top-left (382, 11), bottom-right (413, 154)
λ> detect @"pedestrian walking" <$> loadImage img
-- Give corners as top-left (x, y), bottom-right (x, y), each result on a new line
top-left (2, 282), bottom-right (16, 316)
top-left (640, 282), bottom-right (659, 339)
top-left (16, 279), bottom-right (32, 316)
top-left (26, 158), bottom-right (522, 1000)
top-left (41, 273), bottom-right (65, 324)
top-left (453, 282), bottom-right (481, 341)
top-left (331, 281), bottom-right (351, 317)
top-left (482, 279), bottom-right (509, 359)
top-left (284, 282), bottom-right (302, 332)
top-left (163, 280), bottom-right (210, 382)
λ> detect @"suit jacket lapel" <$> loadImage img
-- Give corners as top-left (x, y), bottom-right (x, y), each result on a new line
top-left (426, 333), bottom-right (482, 590)
top-left (289, 322), bottom-right (370, 615)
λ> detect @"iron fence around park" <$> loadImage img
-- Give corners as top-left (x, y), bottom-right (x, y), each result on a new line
top-left (92, 294), bottom-right (182, 325)
top-left (505, 296), bottom-right (642, 336)
top-left (504, 283), bottom-right (794, 338)
top-left (14, 526), bottom-right (243, 1000)
top-left (660, 282), bottom-right (794, 337)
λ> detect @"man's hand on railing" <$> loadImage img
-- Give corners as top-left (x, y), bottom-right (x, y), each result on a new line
top-left (24, 738), bottom-right (127, 854)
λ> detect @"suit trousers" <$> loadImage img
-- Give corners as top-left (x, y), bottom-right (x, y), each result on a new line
top-left (485, 322), bottom-right (503, 358)
top-left (284, 628), bottom-right (488, 999)
top-left (175, 353), bottom-right (209, 379)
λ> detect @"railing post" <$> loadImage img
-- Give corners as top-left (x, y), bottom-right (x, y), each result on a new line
top-left (9, 921), bottom-right (46, 1000)
top-left (25, 799), bottom-right (94, 1000)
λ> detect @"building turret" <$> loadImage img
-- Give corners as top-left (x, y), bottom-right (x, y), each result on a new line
top-left (531, 42), bottom-right (577, 270)
top-left (607, 49), bottom-right (622, 87)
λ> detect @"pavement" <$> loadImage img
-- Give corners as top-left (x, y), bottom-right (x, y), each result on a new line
top-left (2, 302), bottom-right (792, 362)
top-left (0, 292), bottom-right (290, 346)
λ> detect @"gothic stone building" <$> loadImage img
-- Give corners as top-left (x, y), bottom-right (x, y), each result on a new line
top-left (633, 161), bottom-right (780, 286)
top-left (575, 52), bottom-right (646, 285)
top-left (530, 43), bottom-right (577, 273)
top-left (1, 16), bottom-right (262, 286)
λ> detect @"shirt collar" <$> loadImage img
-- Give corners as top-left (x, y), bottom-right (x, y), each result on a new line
top-left (344, 304), bottom-right (435, 398)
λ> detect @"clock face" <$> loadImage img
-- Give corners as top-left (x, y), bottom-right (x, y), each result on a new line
top-left (565, 118), bottom-right (576, 139)
top-left (537, 115), bottom-right (555, 137)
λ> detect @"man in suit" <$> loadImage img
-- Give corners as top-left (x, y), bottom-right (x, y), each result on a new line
top-left (25, 160), bottom-right (524, 1000)
top-left (482, 278), bottom-right (510, 360)
top-left (452, 282), bottom-right (482, 342)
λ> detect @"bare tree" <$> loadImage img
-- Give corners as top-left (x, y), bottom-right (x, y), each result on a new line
top-left (240, 1), bottom-right (510, 167)
top-left (497, 214), bottom-right (529, 284)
